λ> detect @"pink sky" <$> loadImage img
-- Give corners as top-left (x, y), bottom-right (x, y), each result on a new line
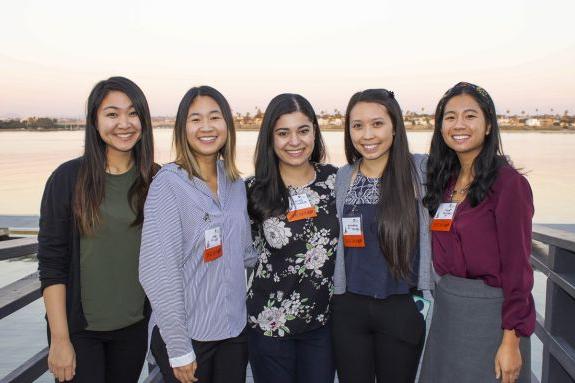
top-left (1, 0), bottom-right (574, 118)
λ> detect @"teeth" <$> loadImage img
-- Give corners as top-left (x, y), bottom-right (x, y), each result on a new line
top-left (363, 144), bottom-right (377, 150)
top-left (452, 135), bottom-right (470, 140)
top-left (287, 149), bottom-right (303, 154)
top-left (199, 137), bottom-right (216, 142)
top-left (117, 133), bottom-right (133, 139)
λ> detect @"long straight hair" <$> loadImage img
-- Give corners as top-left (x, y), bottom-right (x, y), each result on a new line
top-left (344, 89), bottom-right (418, 280)
top-left (248, 93), bottom-right (326, 223)
top-left (422, 82), bottom-right (507, 216)
top-left (172, 86), bottom-right (240, 181)
top-left (74, 76), bottom-right (156, 235)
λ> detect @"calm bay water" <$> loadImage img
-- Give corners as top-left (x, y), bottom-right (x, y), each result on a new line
top-left (0, 130), bottom-right (573, 380)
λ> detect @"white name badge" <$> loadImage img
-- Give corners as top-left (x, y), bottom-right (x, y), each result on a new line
top-left (289, 194), bottom-right (312, 211)
top-left (287, 194), bottom-right (317, 222)
top-left (203, 227), bottom-right (223, 262)
top-left (431, 203), bottom-right (458, 232)
top-left (342, 216), bottom-right (365, 248)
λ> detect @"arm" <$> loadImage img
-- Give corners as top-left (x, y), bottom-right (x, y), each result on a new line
top-left (494, 172), bottom-right (535, 382)
top-left (139, 176), bottom-right (196, 369)
top-left (37, 168), bottom-right (76, 382)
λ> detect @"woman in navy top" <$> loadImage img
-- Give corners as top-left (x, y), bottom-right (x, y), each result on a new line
top-left (420, 82), bottom-right (534, 383)
top-left (331, 89), bottom-right (432, 383)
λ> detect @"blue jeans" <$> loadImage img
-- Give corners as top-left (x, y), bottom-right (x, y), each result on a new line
top-left (248, 324), bottom-right (335, 383)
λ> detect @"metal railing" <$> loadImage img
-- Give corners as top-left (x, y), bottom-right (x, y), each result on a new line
top-left (0, 225), bottom-right (574, 382)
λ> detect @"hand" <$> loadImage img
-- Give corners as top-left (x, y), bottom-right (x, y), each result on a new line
top-left (173, 361), bottom-right (198, 383)
top-left (495, 330), bottom-right (522, 383)
top-left (48, 338), bottom-right (76, 382)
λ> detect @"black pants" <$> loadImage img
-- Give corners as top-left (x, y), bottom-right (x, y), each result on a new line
top-left (47, 319), bottom-right (148, 383)
top-left (151, 326), bottom-right (248, 383)
top-left (248, 324), bottom-right (335, 383)
top-left (331, 292), bottom-right (425, 383)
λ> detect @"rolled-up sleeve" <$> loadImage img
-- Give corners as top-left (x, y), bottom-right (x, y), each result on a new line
top-left (495, 173), bottom-right (535, 337)
top-left (139, 174), bottom-right (195, 366)
top-left (38, 167), bottom-right (73, 291)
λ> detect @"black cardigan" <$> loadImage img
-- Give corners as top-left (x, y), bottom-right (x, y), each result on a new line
top-left (37, 157), bottom-right (150, 334)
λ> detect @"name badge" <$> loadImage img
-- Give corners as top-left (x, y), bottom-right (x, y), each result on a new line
top-left (286, 193), bottom-right (317, 222)
top-left (413, 295), bottom-right (431, 319)
top-left (203, 227), bottom-right (223, 262)
top-left (430, 202), bottom-right (457, 232)
top-left (342, 216), bottom-right (365, 248)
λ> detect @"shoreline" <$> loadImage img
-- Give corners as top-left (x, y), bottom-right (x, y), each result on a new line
top-left (1, 127), bottom-right (574, 133)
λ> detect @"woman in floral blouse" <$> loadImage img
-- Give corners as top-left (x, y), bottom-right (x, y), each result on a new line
top-left (246, 93), bottom-right (338, 383)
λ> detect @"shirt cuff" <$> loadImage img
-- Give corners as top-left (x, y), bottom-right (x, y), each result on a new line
top-left (169, 350), bottom-right (196, 367)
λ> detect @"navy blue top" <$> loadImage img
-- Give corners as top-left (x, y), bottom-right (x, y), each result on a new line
top-left (343, 172), bottom-right (419, 299)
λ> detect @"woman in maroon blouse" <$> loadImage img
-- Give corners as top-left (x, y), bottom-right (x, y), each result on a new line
top-left (419, 82), bottom-right (534, 383)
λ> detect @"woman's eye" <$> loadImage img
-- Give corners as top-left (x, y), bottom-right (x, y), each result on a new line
top-left (444, 116), bottom-right (454, 121)
top-left (373, 121), bottom-right (383, 127)
top-left (106, 113), bottom-right (117, 118)
top-left (300, 128), bottom-right (310, 134)
top-left (210, 116), bottom-right (221, 120)
top-left (129, 111), bottom-right (138, 117)
top-left (352, 123), bottom-right (361, 129)
top-left (466, 114), bottom-right (477, 119)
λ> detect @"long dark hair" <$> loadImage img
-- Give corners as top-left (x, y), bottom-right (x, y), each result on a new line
top-left (423, 82), bottom-right (508, 216)
top-left (74, 76), bottom-right (156, 235)
top-left (344, 89), bottom-right (418, 280)
top-left (248, 93), bottom-right (326, 223)
top-left (173, 86), bottom-right (239, 181)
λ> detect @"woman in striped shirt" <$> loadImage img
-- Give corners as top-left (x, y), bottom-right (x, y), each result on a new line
top-left (139, 86), bottom-right (256, 383)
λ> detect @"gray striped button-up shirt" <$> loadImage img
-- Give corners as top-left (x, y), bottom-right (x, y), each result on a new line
top-left (139, 161), bottom-right (256, 367)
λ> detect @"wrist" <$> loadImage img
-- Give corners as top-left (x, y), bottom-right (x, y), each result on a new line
top-left (501, 329), bottom-right (520, 346)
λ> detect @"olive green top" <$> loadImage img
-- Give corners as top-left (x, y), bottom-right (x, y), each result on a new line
top-left (80, 166), bottom-right (145, 331)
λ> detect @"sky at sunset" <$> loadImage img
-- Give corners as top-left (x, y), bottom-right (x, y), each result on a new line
top-left (1, 0), bottom-right (574, 118)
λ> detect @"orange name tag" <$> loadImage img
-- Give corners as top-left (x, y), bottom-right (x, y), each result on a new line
top-left (342, 217), bottom-right (365, 248)
top-left (287, 207), bottom-right (317, 222)
top-left (203, 227), bottom-right (223, 262)
top-left (287, 194), bottom-right (317, 222)
top-left (430, 203), bottom-right (457, 232)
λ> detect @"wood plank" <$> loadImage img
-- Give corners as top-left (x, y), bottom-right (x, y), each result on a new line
top-left (533, 225), bottom-right (575, 253)
top-left (0, 347), bottom-right (48, 383)
top-left (0, 272), bottom-right (41, 320)
top-left (0, 237), bottom-right (38, 261)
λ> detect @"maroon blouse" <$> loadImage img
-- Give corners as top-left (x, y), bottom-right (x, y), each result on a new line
top-left (432, 165), bottom-right (535, 337)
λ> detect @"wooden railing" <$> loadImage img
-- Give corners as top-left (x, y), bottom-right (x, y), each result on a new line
top-left (1, 225), bottom-right (574, 382)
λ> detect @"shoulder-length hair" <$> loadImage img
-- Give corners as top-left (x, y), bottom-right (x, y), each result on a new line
top-left (344, 89), bottom-right (418, 280)
top-left (422, 82), bottom-right (508, 216)
top-left (247, 93), bottom-right (326, 223)
top-left (173, 86), bottom-right (239, 181)
top-left (74, 76), bottom-right (156, 235)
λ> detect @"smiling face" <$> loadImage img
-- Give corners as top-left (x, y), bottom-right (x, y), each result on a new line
top-left (441, 93), bottom-right (490, 161)
top-left (96, 91), bottom-right (142, 157)
top-left (186, 95), bottom-right (228, 161)
top-left (272, 111), bottom-right (315, 169)
top-left (349, 101), bottom-right (394, 168)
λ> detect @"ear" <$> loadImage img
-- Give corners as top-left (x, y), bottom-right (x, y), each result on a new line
top-left (486, 124), bottom-right (491, 135)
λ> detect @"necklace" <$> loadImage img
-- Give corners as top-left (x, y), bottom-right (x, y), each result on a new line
top-left (450, 184), bottom-right (470, 202)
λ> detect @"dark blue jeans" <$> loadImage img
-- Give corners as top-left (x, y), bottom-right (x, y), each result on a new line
top-left (248, 324), bottom-right (335, 383)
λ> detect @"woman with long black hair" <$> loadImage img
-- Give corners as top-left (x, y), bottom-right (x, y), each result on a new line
top-left (38, 76), bottom-right (157, 382)
top-left (419, 82), bottom-right (534, 383)
top-left (246, 94), bottom-right (338, 383)
top-left (331, 89), bottom-right (432, 383)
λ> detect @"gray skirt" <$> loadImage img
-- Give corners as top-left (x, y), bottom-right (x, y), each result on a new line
top-left (419, 275), bottom-right (531, 383)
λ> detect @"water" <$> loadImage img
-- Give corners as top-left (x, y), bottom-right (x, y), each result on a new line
top-left (1, 130), bottom-right (573, 380)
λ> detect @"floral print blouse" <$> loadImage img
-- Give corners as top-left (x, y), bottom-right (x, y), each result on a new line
top-left (246, 163), bottom-right (339, 337)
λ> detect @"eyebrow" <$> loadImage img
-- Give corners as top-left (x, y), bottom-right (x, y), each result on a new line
top-left (188, 110), bottom-right (222, 117)
top-left (444, 108), bottom-right (479, 114)
top-left (275, 124), bottom-right (311, 131)
top-left (103, 104), bottom-right (134, 111)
